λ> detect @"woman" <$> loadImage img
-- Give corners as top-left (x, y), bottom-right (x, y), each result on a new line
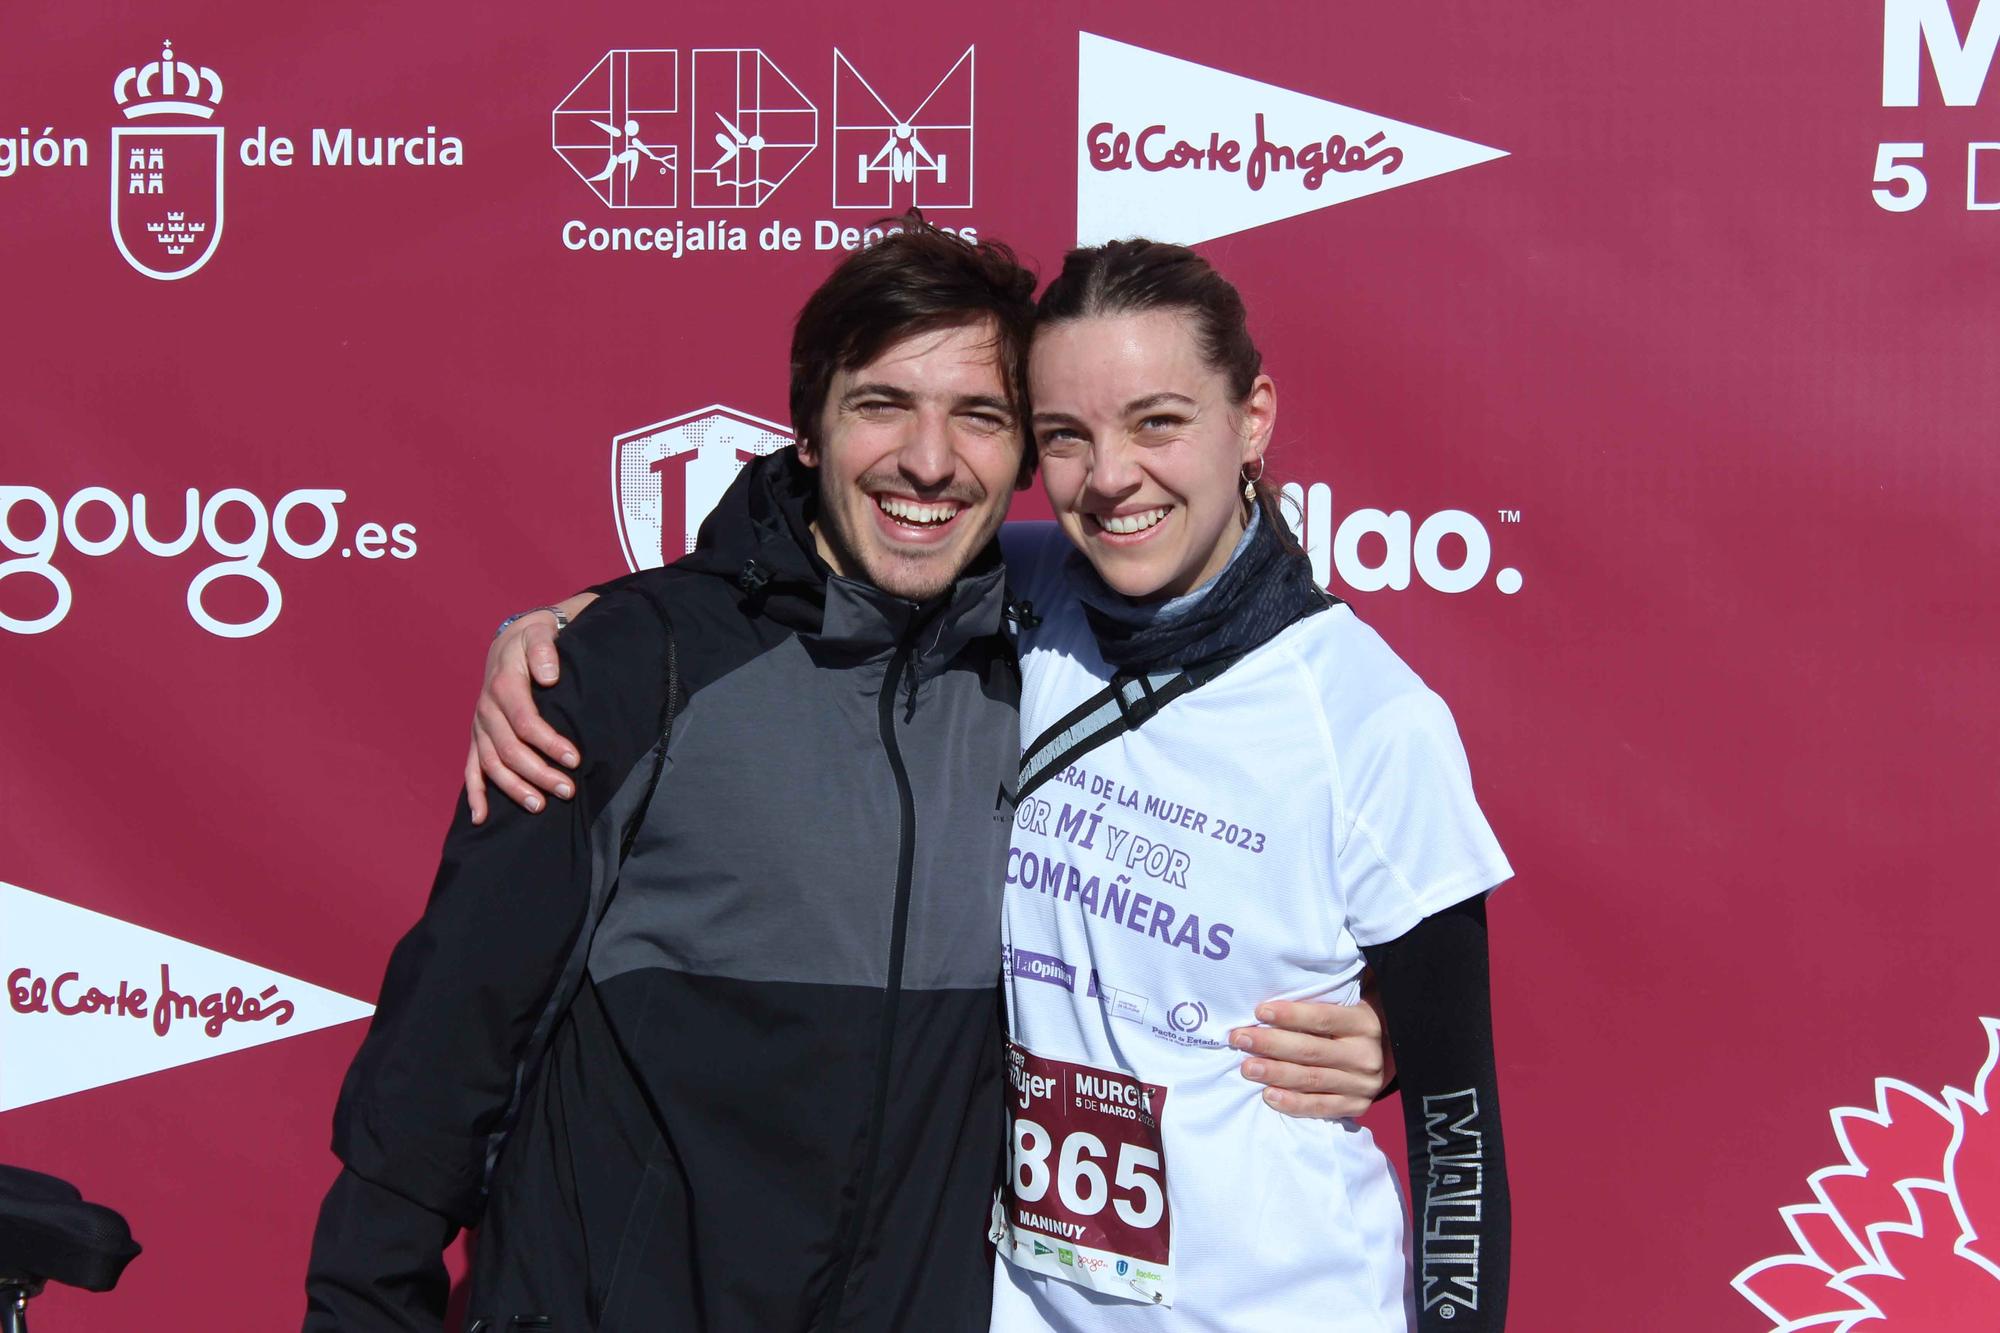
top-left (474, 241), bottom-right (1510, 1330)
top-left (985, 243), bottom-right (1509, 1331)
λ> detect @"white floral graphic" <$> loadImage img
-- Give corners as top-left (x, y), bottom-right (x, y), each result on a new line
top-left (1734, 1017), bottom-right (2000, 1329)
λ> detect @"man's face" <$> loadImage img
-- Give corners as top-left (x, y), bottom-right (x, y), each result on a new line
top-left (798, 317), bottom-right (1025, 602)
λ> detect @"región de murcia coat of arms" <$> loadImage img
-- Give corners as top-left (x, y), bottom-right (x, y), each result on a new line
top-left (110, 41), bottom-right (225, 280)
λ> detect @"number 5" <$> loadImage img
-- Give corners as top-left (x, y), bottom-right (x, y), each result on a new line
top-left (1873, 143), bottom-right (1926, 213)
top-left (1112, 1145), bottom-right (1165, 1229)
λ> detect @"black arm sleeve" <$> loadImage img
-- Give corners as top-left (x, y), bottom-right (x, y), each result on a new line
top-left (1360, 895), bottom-right (1510, 1332)
top-left (302, 589), bottom-right (671, 1333)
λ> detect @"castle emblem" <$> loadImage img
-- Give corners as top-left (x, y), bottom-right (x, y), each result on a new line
top-left (110, 41), bottom-right (225, 280)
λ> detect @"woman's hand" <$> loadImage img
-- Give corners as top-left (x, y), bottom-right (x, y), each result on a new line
top-left (465, 592), bottom-right (598, 823)
top-left (1231, 988), bottom-right (1394, 1120)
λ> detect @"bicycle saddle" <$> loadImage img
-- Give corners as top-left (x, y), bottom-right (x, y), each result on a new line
top-left (0, 1165), bottom-right (140, 1294)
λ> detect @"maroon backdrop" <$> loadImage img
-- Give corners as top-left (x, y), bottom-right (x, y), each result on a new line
top-left (5, 1), bottom-right (1998, 1328)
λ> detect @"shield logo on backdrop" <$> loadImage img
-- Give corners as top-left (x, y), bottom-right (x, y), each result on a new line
top-left (109, 42), bottom-right (226, 281)
top-left (111, 127), bottom-right (224, 280)
top-left (611, 405), bottom-right (793, 571)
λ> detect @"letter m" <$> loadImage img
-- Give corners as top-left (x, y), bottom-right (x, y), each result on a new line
top-left (1422, 1089), bottom-right (1483, 1159)
top-left (1884, 0), bottom-right (2000, 105)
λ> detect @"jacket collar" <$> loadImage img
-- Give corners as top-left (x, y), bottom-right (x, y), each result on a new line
top-left (681, 448), bottom-right (1007, 662)
top-left (817, 562), bottom-right (1007, 664)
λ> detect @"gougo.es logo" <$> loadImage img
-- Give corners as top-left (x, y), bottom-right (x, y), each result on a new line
top-left (0, 484), bottom-right (416, 638)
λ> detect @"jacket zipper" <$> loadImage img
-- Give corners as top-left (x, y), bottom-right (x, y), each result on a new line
top-left (820, 616), bottom-right (923, 1328)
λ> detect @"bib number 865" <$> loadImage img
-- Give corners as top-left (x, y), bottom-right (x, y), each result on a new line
top-left (1012, 1117), bottom-right (1164, 1229)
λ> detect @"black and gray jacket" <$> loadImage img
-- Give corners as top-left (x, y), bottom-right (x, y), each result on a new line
top-left (305, 451), bottom-right (1021, 1332)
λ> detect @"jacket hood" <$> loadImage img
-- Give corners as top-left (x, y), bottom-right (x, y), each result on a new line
top-left (680, 448), bottom-right (1008, 659)
top-left (679, 446), bottom-right (830, 630)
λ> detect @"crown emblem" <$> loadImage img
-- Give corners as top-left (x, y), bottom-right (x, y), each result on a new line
top-left (113, 42), bottom-right (223, 120)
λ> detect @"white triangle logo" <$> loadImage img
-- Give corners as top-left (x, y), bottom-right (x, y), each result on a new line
top-left (1076, 33), bottom-right (1507, 246)
top-left (0, 882), bottom-right (373, 1112)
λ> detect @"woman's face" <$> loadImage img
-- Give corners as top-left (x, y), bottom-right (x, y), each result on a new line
top-left (1029, 310), bottom-right (1275, 602)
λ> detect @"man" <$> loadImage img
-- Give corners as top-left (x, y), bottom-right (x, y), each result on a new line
top-left (307, 221), bottom-right (1386, 1332)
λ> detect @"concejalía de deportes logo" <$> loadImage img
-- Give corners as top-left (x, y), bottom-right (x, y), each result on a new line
top-left (0, 484), bottom-right (418, 638)
top-left (551, 44), bottom-right (979, 257)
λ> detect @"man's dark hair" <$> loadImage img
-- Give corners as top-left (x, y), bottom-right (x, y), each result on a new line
top-left (789, 214), bottom-right (1037, 475)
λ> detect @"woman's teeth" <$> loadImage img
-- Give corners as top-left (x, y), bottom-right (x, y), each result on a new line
top-left (1099, 507), bottom-right (1170, 535)
top-left (876, 495), bottom-right (958, 526)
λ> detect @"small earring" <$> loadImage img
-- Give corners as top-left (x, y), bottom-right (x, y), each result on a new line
top-left (1240, 455), bottom-right (1265, 501)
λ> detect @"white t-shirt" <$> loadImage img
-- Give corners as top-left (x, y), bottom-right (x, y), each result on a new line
top-left (989, 526), bottom-right (1512, 1333)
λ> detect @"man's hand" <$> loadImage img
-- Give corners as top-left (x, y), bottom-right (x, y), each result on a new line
top-left (465, 591), bottom-right (599, 823)
top-left (1231, 989), bottom-right (1394, 1120)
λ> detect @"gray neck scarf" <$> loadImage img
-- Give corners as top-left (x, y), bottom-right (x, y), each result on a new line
top-left (1065, 501), bottom-right (1337, 673)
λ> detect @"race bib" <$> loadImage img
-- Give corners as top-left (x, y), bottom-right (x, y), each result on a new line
top-left (992, 1041), bottom-right (1174, 1305)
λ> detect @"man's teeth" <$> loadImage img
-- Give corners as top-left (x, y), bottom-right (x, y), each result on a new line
top-left (876, 495), bottom-right (958, 526)
top-left (1099, 507), bottom-right (1170, 536)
